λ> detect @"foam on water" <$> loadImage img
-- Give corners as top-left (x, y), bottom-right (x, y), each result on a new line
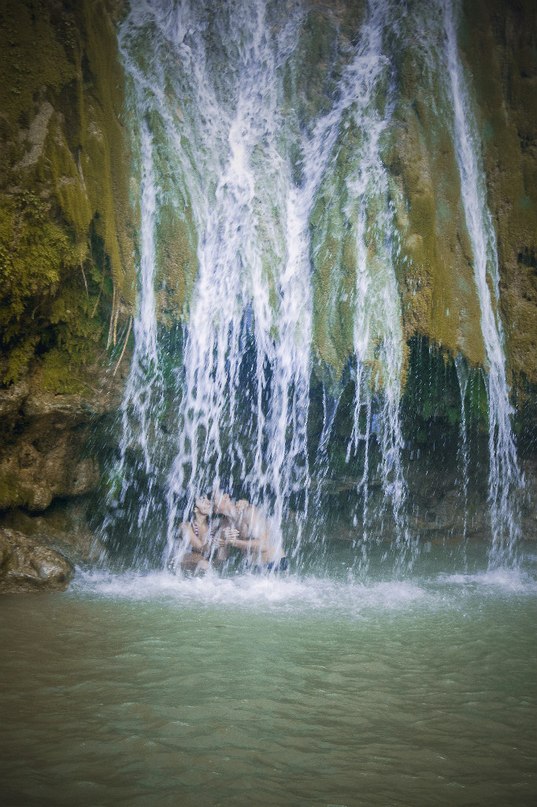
top-left (73, 562), bottom-right (537, 618)
top-left (436, 567), bottom-right (537, 595)
top-left (75, 568), bottom-right (427, 615)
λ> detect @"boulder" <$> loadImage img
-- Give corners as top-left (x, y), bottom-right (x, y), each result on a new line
top-left (0, 428), bottom-right (101, 512)
top-left (0, 528), bottom-right (74, 593)
top-left (1, 500), bottom-right (104, 564)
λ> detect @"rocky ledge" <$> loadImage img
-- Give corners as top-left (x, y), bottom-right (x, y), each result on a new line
top-left (0, 528), bottom-right (74, 593)
top-left (0, 367), bottom-right (125, 593)
top-left (0, 382), bottom-right (115, 512)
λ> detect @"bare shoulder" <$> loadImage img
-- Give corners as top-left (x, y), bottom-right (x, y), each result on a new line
top-left (246, 504), bottom-right (271, 539)
top-left (178, 521), bottom-right (194, 539)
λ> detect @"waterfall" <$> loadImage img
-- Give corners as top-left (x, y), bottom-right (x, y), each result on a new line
top-left (154, 1), bottom-right (311, 564)
top-left (110, 0), bottom-right (523, 572)
top-left (111, 0), bottom-right (411, 567)
top-left (455, 355), bottom-right (470, 546)
top-left (342, 3), bottom-right (409, 563)
top-left (441, 0), bottom-right (523, 565)
top-left (104, 36), bottom-right (165, 560)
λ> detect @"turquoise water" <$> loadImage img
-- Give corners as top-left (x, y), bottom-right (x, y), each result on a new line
top-left (1, 545), bottom-right (536, 806)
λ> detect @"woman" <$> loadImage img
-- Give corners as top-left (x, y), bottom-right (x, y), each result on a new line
top-left (173, 496), bottom-right (220, 574)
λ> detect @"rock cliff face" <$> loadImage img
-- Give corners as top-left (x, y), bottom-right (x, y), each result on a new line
top-left (3, 0), bottom-right (534, 390)
top-left (306, 0), bottom-right (537, 387)
top-left (0, 362), bottom-right (127, 590)
top-left (1, 384), bottom-right (99, 512)
top-left (0, 0), bottom-right (536, 587)
top-left (0, 374), bottom-right (127, 510)
top-left (0, 0), bottom-right (133, 587)
top-left (0, 0), bottom-right (134, 392)
top-left (466, 0), bottom-right (537, 385)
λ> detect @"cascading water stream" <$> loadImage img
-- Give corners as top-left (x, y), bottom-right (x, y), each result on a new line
top-left (112, 0), bottom-right (415, 568)
top-left (103, 65), bottom-right (165, 558)
top-left (340, 3), bottom-right (409, 564)
top-left (135, 0), bottom-right (412, 568)
top-left (109, 0), bottom-right (523, 574)
top-left (157, 1), bottom-right (311, 564)
top-left (441, 0), bottom-right (523, 565)
top-left (455, 355), bottom-right (470, 546)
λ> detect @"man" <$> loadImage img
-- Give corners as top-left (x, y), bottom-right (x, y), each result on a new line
top-left (212, 491), bottom-right (288, 573)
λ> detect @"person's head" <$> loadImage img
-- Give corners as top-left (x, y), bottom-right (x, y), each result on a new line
top-left (194, 496), bottom-right (212, 517)
top-left (212, 490), bottom-right (236, 518)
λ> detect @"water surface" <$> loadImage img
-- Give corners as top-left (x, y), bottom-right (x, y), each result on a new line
top-left (1, 545), bottom-right (536, 806)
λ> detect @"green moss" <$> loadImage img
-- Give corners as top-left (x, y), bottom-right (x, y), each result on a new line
top-left (46, 117), bottom-right (93, 242)
top-left (292, 10), bottom-right (340, 126)
top-left (0, 1), bottom-right (75, 126)
top-left (0, 191), bottom-right (72, 382)
top-left (0, 0), bottom-right (134, 392)
top-left (80, 0), bottom-right (135, 314)
top-left (155, 202), bottom-right (198, 324)
top-left (0, 470), bottom-right (25, 510)
top-left (310, 116), bottom-right (363, 381)
top-left (38, 349), bottom-right (87, 394)
top-left (1, 0), bottom-right (535, 403)
top-left (0, 192), bottom-right (64, 303)
top-left (311, 208), bottom-right (355, 379)
top-left (460, 0), bottom-right (537, 385)
top-left (2, 336), bottom-right (39, 386)
top-left (0, 186), bottom-right (107, 386)
top-left (389, 86), bottom-right (485, 368)
top-left (402, 337), bottom-right (489, 444)
top-left (149, 107), bottom-right (199, 325)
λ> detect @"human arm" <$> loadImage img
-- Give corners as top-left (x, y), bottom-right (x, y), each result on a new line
top-left (224, 535), bottom-right (263, 551)
top-left (180, 522), bottom-right (204, 552)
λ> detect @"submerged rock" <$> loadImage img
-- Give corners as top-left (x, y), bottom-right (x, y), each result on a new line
top-left (0, 528), bottom-right (74, 594)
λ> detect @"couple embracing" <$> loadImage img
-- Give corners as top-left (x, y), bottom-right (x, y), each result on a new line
top-left (175, 490), bottom-right (288, 576)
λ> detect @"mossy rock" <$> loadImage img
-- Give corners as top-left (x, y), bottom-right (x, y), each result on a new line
top-left (0, 0), bottom-right (134, 392)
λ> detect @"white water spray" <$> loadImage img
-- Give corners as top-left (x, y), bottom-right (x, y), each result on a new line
top-left (155, 1), bottom-right (310, 565)
top-left (337, 1), bottom-right (409, 559)
top-left (111, 0), bottom-right (523, 574)
top-left (442, 0), bottom-right (523, 564)
top-left (114, 0), bottom-right (414, 568)
top-left (105, 37), bottom-right (165, 547)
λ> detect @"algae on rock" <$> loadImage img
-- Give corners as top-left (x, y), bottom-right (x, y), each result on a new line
top-left (0, 0), bottom-right (135, 391)
top-left (459, 0), bottom-right (537, 387)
